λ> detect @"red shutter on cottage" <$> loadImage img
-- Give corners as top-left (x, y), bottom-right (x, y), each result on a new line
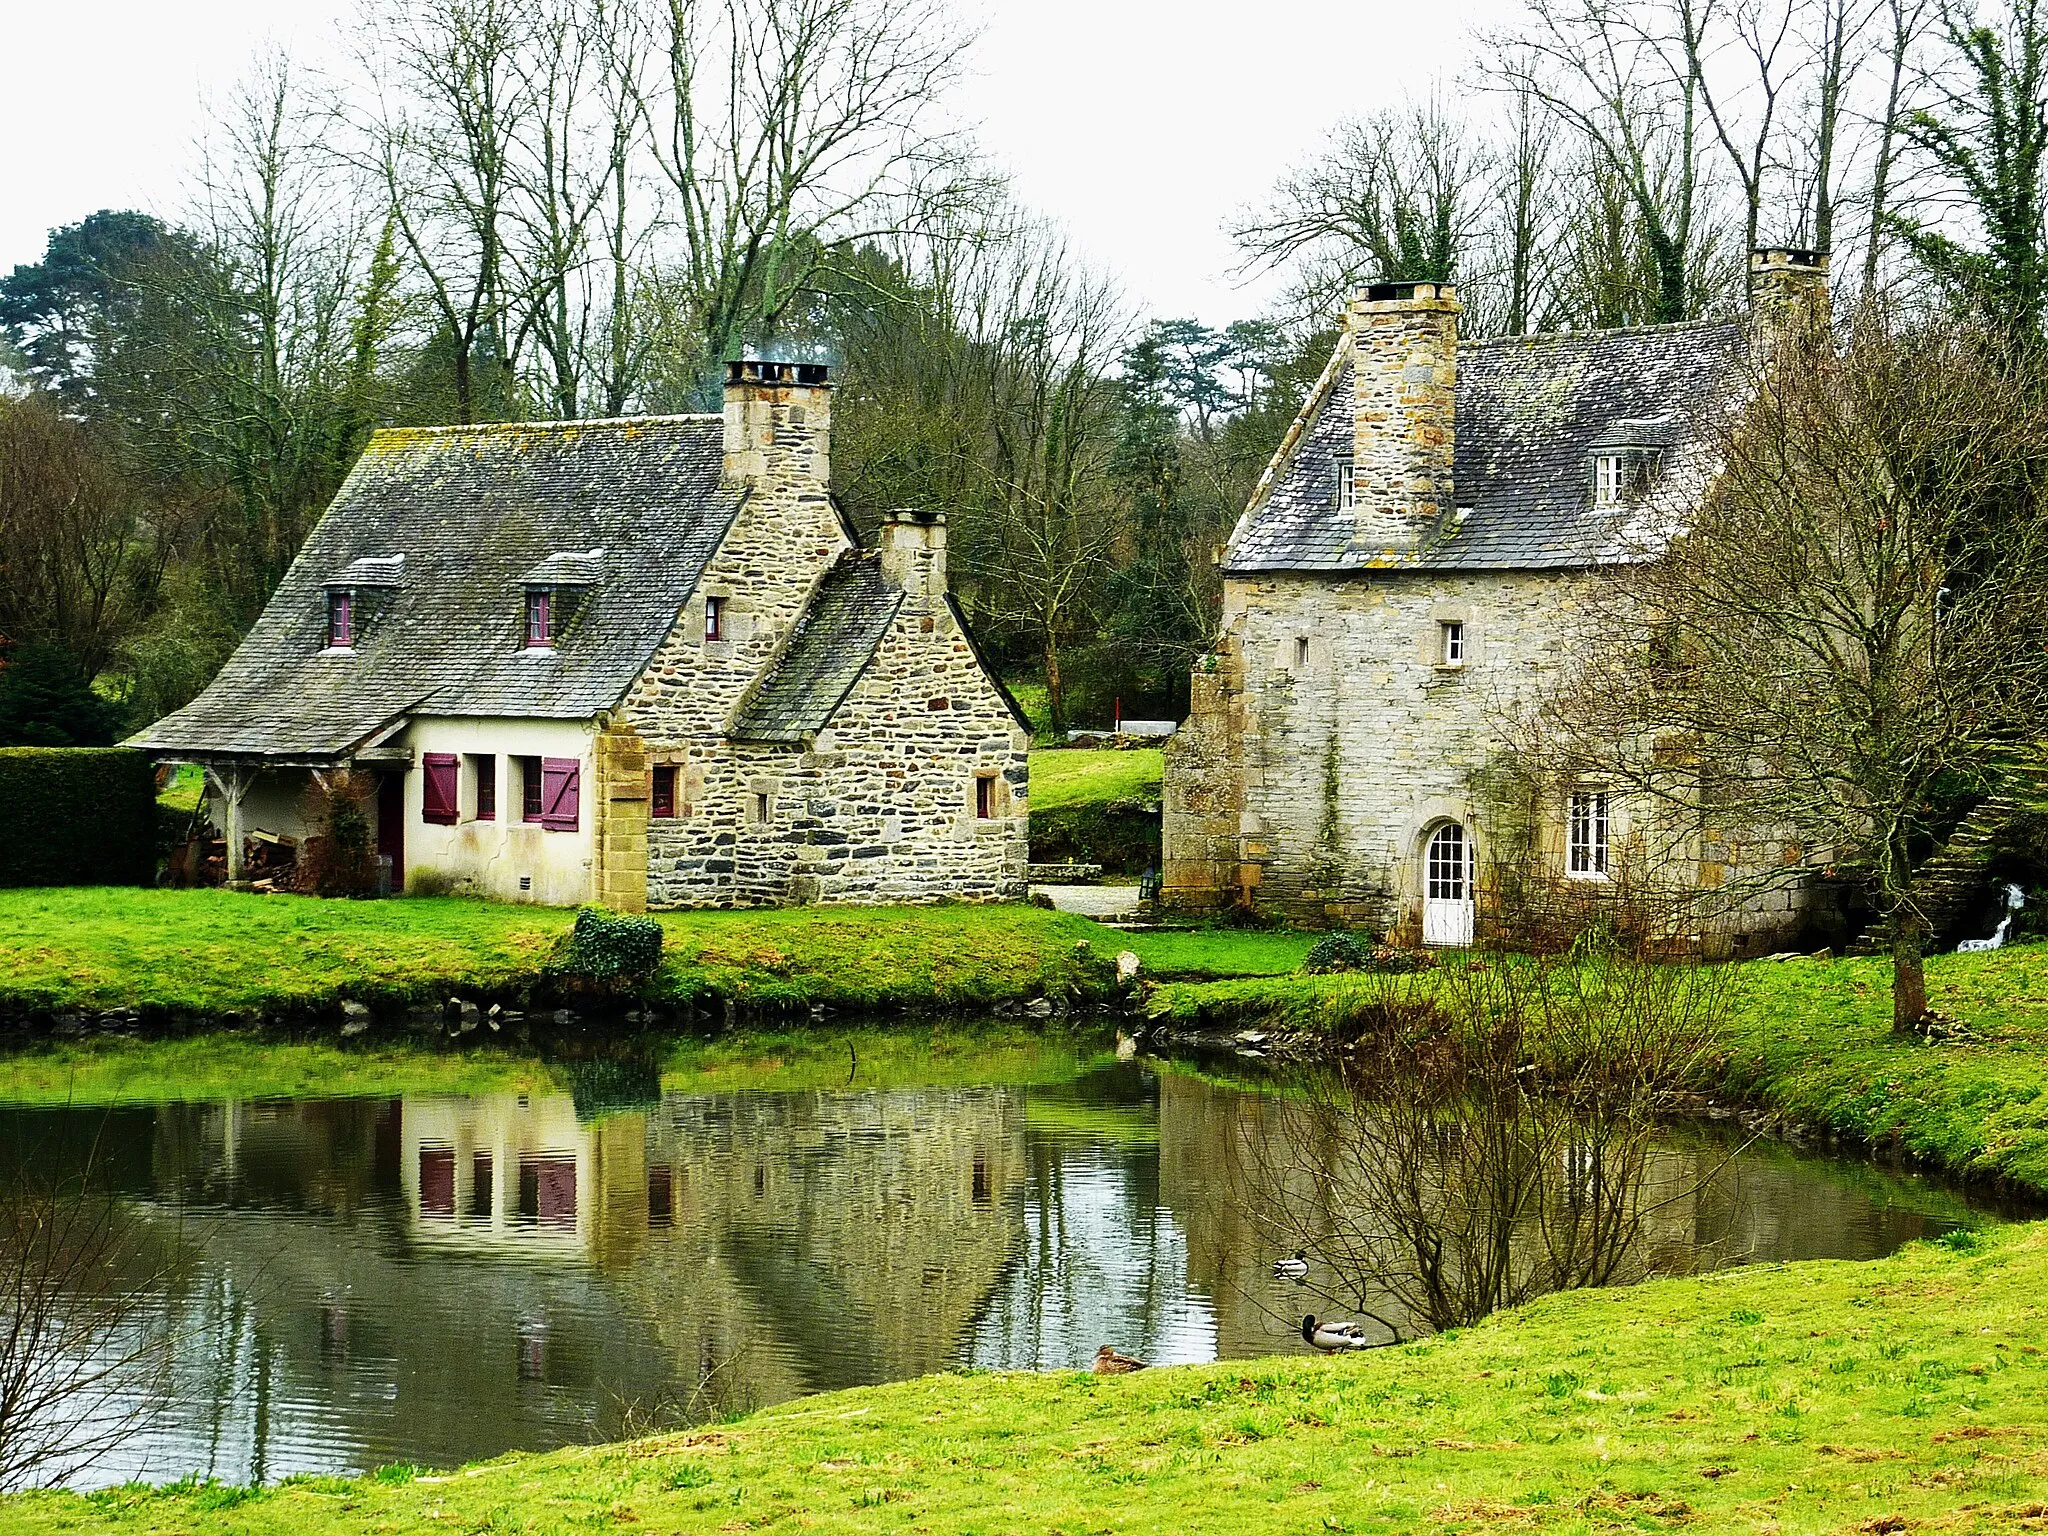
top-left (423, 753), bottom-right (460, 824)
top-left (540, 758), bottom-right (580, 831)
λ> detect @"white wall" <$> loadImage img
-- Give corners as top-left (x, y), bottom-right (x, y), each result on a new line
top-left (401, 716), bottom-right (598, 905)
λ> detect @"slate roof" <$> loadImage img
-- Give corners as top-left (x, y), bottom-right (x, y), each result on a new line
top-left (732, 552), bottom-right (903, 744)
top-left (1225, 320), bottom-right (1745, 573)
top-left (132, 417), bottom-right (743, 761)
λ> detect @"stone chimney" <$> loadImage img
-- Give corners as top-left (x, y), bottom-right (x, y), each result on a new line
top-left (1749, 248), bottom-right (1831, 360)
top-left (878, 508), bottom-right (947, 602)
top-left (722, 351), bottom-right (833, 492)
top-left (1347, 280), bottom-right (1460, 548)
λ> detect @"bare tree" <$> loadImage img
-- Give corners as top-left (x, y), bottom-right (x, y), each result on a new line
top-left (1530, 308), bottom-right (2048, 1030)
top-left (635, 0), bottom-right (980, 403)
top-left (1233, 940), bottom-right (1729, 1338)
top-left (0, 1160), bottom-right (177, 1490)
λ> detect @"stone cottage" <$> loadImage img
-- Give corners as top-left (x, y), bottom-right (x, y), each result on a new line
top-left (1161, 249), bottom-right (1833, 949)
top-left (132, 356), bottom-right (1030, 909)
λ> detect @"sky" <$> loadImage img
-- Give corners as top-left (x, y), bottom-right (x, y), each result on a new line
top-left (0, 0), bottom-right (1515, 331)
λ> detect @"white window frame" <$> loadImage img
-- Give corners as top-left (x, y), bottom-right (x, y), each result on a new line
top-left (1567, 790), bottom-right (1610, 880)
top-left (1440, 621), bottom-right (1465, 667)
top-left (1337, 458), bottom-right (1358, 509)
top-left (1594, 454), bottom-right (1625, 507)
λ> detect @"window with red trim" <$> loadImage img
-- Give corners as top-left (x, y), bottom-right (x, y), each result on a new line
top-left (524, 589), bottom-right (553, 647)
top-left (651, 764), bottom-right (677, 818)
top-left (472, 755), bottom-right (496, 821)
top-left (976, 775), bottom-right (995, 819)
top-left (519, 756), bottom-right (544, 821)
top-left (422, 753), bottom-right (459, 824)
top-left (327, 590), bottom-right (354, 648)
top-left (703, 596), bottom-right (725, 641)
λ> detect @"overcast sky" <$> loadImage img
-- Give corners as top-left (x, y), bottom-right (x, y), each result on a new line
top-left (1, 0), bottom-right (1513, 330)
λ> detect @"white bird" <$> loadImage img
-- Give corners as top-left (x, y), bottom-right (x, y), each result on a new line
top-left (1271, 1249), bottom-right (1309, 1282)
top-left (1302, 1314), bottom-right (1383, 1352)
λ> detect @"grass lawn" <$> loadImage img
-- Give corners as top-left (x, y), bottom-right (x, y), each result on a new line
top-left (1026, 746), bottom-right (1163, 812)
top-left (1149, 943), bottom-right (2048, 1201)
top-left (1120, 925), bottom-right (1318, 978)
top-left (11, 1223), bottom-right (2047, 1534)
top-left (0, 890), bottom-right (1116, 1018)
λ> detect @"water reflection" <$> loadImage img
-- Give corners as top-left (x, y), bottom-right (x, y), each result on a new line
top-left (0, 1057), bottom-right (2013, 1487)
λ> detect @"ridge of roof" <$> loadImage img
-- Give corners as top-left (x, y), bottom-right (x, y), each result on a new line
top-left (1461, 316), bottom-right (1743, 353)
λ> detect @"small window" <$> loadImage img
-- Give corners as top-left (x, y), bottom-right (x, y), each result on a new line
top-left (1441, 621), bottom-right (1465, 666)
top-left (976, 775), bottom-right (996, 820)
top-left (1294, 637), bottom-right (1310, 668)
top-left (1568, 790), bottom-right (1610, 879)
top-left (753, 791), bottom-right (772, 824)
top-left (326, 590), bottom-right (354, 649)
top-left (651, 764), bottom-right (677, 819)
top-left (1336, 457), bottom-right (1358, 508)
top-left (472, 755), bottom-right (496, 822)
top-left (1594, 454), bottom-right (1624, 507)
top-left (703, 596), bottom-right (725, 642)
top-left (519, 756), bottom-right (544, 821)
top-left (525, 589), bottom-right (553, 648)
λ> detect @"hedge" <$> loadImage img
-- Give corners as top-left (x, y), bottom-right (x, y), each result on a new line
top-left (0, 748), bottom-right (159, 888)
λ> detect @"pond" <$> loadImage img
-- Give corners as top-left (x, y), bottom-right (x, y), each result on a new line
top-left (0, 1032), bottom-right (2022, 1488)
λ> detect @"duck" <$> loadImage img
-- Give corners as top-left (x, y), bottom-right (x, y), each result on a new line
top-left (1271, 1249), bottom-right (1309, 1282)
top-left (1301, 1315), bottom-right (1383, 1352)
top-left (1093, 1344), bottom-right (1149, 1375)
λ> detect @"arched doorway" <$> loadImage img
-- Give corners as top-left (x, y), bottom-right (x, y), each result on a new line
top-left (1422, 821), bottom-right (1474, 947)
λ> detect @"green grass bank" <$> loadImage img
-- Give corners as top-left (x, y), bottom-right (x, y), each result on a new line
top-left (8, 1222), bottom-right (2046, 1534)
top-left (0, 890), bottom-right (1117, 1020)
top-left (1027, 746), bottom-right (1163, 874)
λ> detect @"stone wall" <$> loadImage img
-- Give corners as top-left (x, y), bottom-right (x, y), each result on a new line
top-left (1162, 568), bottom-right (1817, 948)
top-left (634, 589), bottom-right (1028, 909)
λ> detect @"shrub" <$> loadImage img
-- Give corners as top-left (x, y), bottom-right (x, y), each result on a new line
top-left (295, 771), bottom-right (380, 897)
top-left (0, 643), bottom-right (119, 747)
top-left (558, 907), bottom-right (664, 983)
top-left (0, 748), bottom-right (156, 887)
top-left (1300, 932), bottom-right (1432, 976)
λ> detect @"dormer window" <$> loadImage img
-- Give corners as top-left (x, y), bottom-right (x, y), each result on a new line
top-left (1594, 454), bottom-right (1625, 507)
top-left (525, 589), bottom-right (554, 648)
top-left (326, 590), bottom-right (354, 649)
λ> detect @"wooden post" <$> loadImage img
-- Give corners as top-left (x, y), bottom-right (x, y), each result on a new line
top-left (206, 764), bottom-right (253, 887)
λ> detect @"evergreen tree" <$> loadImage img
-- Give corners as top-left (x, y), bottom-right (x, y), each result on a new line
top-left (0, 644), bottom-right (121, 747)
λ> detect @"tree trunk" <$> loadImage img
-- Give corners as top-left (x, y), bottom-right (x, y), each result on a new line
top-left (1043, 637), bottom-right (1066, 736)
top-left (1891, 911), bottom-right (1929, 1033)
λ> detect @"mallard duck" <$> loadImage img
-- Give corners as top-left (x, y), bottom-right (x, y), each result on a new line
top-left (1272, 1249), bottom-right (1309, 1281)
top-left (1301, 1315), bottom-right (1381, 1352)
top-left (1093, 1344), bottom-right (1149, 1374)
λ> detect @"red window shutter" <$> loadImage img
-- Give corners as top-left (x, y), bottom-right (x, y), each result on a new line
top-left (422, 753), bottom-right (459, 824)
top-left (540, 757), bottom-right (580, 832)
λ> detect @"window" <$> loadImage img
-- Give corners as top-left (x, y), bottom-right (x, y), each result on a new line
top-left (519, 756), bottom-right (544, 821)
top-left (651, 764), bottom-right (677, 818)
top-left (1336, 457), bottom-right (1358, 508)
top-left (326, 590), bottom-right (354, 648)
top-left (1594, 454), bottom-right (1625, 507)
top-left (1440, 621), bottom-right (1465, 666)
top-left (976, 775), bottom-right (996, 820)
top-left (1568, 791), bottom-right (1610, 879)
top-left (472, 755), bottom-right (496, 821)
top-left (753, 791), bottom-right (772, 824)
top-left (422, 753), bottom-right (459, 825)
top-left (524, 589), bottom-right (553, 648)
top-left (703, 595), bottom-right (725, 642)
top-left (1294, 637), bottom-right (1311, 668)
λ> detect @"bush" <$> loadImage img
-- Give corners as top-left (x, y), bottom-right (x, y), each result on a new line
top-left (0, 643), bottom-right (120, 747)
top-left (296, 771), bottom-right (380, 897)
top-left (558, 907), bottom-right (664, 983)
top-left (0, 748), bottom-right (156, 887)
top-left (1300, 932), bottom-right (1432, 976)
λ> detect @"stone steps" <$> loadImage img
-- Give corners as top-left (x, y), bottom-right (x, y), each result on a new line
top-left (1846, 773), bottom-right (2046, 954)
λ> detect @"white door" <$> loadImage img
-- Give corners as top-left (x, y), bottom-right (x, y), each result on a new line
top-left (1422, 822), bottom-right (1474, 947)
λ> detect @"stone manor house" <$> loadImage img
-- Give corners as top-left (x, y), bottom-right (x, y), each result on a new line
top-left (133, 357), bottom-right (1031, 909)
top-left (1162, 249), bottom-right (1833, 950)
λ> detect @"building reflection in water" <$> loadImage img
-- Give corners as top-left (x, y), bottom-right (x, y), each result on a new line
top-left (0, 1060), bottom-right (2000, 1489)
